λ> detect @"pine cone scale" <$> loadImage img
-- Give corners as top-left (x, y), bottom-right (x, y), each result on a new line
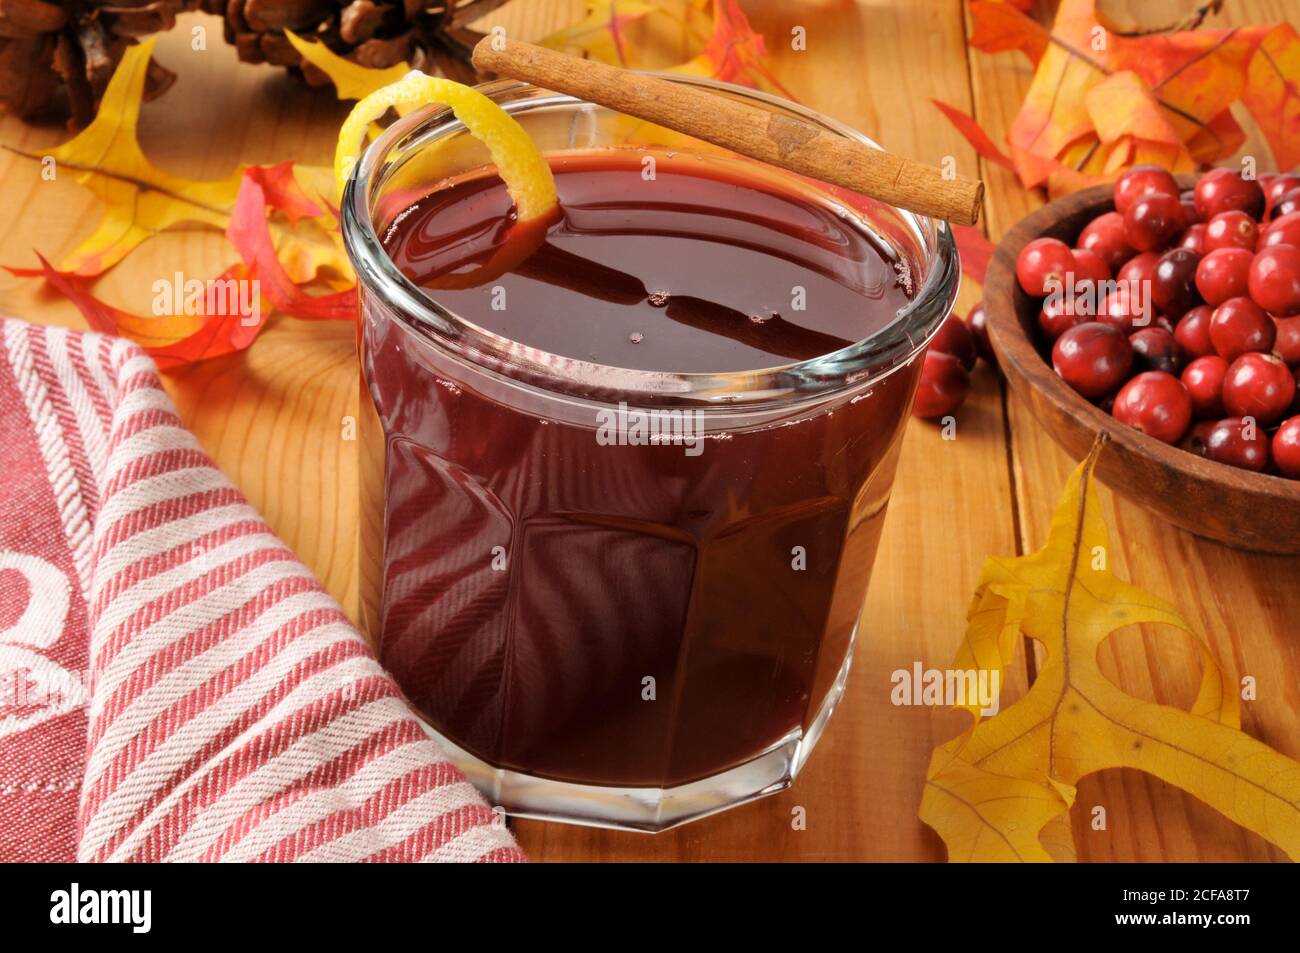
top-left (0, 0), bottom-right (512, 126)
top-left (0, 0), bottom-right (67, 39)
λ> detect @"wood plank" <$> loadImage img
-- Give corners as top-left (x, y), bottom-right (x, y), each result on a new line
top-left (965, 0), bottom-right (1300, 862)
top-left (511, 0), bottom-right (1022, 861)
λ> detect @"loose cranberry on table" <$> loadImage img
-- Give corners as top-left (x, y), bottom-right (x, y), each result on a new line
top-left (1052, 322), bottom-right (1134, 399)
top-left (1151, 247), bottom-right (1202, 317)
top-left (1274, 316), bottom-right (1300, 367)
top-left (1016, 237), bottom-right (1076, 296)
top-left (1178, 223), bottom-right (1207, 255)
top-left (1112, 371), bottom-right (1193, 445)
top-left (1209, 296), bottom-right (1276, 361)
top-left (1273, 416), bottom-right (1300, 479)
top-left (1114, 164), bottom-right (1181, 214)
top-left (1130, 326), bottom-right (1183, 375)
top-left (1261, 212), bottom-right (1300, 249)
top-left (1222, 352), bottom-right (1297, 425)
top-left (1181, 355), bottom-right (1229, 417)
top-left (967, 302), bottom-right (994, 363)
top-left (929, 314), bottom-right (978, 370)
top-left (1077, 211), bottom-right (1134, 272)
top-left (1173, 304), bottom-right (1216, 359)
top-left (1195, 247), bottom-right (1254, 306)
top-left (1248, 244), bottom-right (1300, 317)
top-left (1200, 416), bottom-right (1271, 471)
top-left (1203, 210), bottom-right (1259, 253)
top-left (1194, 167), bottom-right (1265, 221)
top-left (913, 350), bottom-right (971, 420)
top-left (1125, 193), bottom-right (1188, 252)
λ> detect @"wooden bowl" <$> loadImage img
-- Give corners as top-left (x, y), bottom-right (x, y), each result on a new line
top-left (983, 178), bottom-right (1300, 555)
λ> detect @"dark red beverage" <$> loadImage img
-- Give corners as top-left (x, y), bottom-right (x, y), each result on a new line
top-left (356, 146), bottom-right (941, 820)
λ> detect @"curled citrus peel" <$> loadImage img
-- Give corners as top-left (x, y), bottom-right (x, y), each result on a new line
top-left (334, 71), bottom-right (557, 222)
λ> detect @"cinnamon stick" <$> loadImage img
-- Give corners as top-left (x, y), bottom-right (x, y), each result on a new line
top-left (472, 37), bottom-right (984, 226)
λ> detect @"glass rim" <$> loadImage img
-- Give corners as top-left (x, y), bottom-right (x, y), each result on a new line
top-left (341, 74), bottom-right (961, 409)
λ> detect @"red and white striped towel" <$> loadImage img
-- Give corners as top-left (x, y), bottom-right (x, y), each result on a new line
top-left (0, 318), bottom-right (523, 862)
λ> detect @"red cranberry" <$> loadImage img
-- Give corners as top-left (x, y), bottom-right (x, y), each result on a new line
top-left (1194, 168), bottom-right (1265, 221)
top-left (1129, 326), bottom-right (1182, 374)
top-left (1203, 210), bottom-right (1259, 253)
top-left (913, 350), bottom-right (970, 420)
top-left (1248, 244), bottom-right (1300, 317)
top-left (1117, 251), bottom-right (1161, 288)
top-left (1195, 247), bottom-right (1254, 306)
top-left (1181, 355), bottom-right (1229, 417)
top-left (1173, 304), bottom-right (1215, 359)
top-left (1039, 294), bottom-right (1089, 341)
top-left (1180, 189), bottom-right (1201, 225)
top-left (1016, 237), bottom-right (1076, 297)
top-left (1151, 247), bottom-right (1202, 317)
top-left (1273, 188), bottom-right (1300, 221)
top-left (1181, 419), bottom-right (1216, 456)
top-left (967, 302), bottom-right (994, 364)
top-left (1261, 211), bottom-right (1300, 249)
top-left (1069, 247), bottom-right (1112, 285)
top-left (1273, 416), bottom-right (1300, 478)
top-left (1125, 193), bottom-right (1188, 252)
top-left (1178, 224), bottom-right (1207, 255)
top-left (1114, 165), bottom-right (1180, 214)
top-left (1274, 316), bottom-right (1300, 367)
top-left (1112, 371), bottom-right (1192, 444)
top-left (1052, 322), bottom-right (1134, 399)
top-left (1222, 352), bottom-right (1296, 425)
top-left (1209, 296), bottom-right (1277, 361)
top-left (1266, 174), bottom-right (1300, 214)
top-left (930, 314), bottom-right (978, 370)
top-left (1099, 281), bottom-right (1154, 333)
top-left (1077, 211), bottom-right (1134, 272)
top-left (1201, 416), bottom-right (1271, 471)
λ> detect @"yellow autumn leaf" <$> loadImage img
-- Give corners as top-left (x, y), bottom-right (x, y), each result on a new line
top-left (284, 30), bottom-right (411, 102)
top-left (36, 39), bottom-right (245, 276)
top-left (921, 438), bottom-right (1300, 862)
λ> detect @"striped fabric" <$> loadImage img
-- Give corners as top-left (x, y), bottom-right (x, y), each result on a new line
top-left (0, 319), bottom-right (522, 863)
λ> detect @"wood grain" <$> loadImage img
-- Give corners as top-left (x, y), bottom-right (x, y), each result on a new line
top-left (0, 0), bottom-right (1294, 863)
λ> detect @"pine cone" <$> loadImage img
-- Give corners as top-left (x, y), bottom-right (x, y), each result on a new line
top-left (0, 0), bottom-right (507, 127)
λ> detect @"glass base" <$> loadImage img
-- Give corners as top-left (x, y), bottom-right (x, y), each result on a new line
top-left (413, 633), bottom-right (856, 833)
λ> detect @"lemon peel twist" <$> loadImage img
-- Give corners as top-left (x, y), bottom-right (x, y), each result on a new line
top-left (334, 70), bottom-right (558, 223)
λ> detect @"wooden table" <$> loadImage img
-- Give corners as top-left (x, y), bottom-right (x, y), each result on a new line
top-left (2, 0), bottom-right (1296, 862)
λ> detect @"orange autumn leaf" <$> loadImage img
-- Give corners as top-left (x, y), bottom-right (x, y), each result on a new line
top-left (543, 0), bottom-right (790, 96)
top-left (1242, 23), bottom-right (1300, 170)
top-left (931, 100), bottom-right (1015, 170)
top-left (8, 255), bottom-right (268, 369)
top-left (227, 170), bottom-right (356, 322)
top-left (920, 439), bottom-right (1300, 862)
top-left (954, 0), bottom-right (1300, 197)
top-left (967, 0), bottom-right (1049, 67)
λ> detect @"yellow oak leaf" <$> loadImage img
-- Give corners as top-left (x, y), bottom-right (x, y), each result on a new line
top-left (38, 39), bottom-right (245, 276)
top-left (921, 437), bottom-right (1300, 862)
top-left (283, 31), bottom-right (411, 101)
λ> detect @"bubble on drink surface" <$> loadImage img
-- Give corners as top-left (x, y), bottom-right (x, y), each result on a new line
top-left (629, 331), bottom-right (644, 344)
top-left (647, 290), bottom-right (670, 307)
top-left (892, 258), bottom-right (914, 296)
